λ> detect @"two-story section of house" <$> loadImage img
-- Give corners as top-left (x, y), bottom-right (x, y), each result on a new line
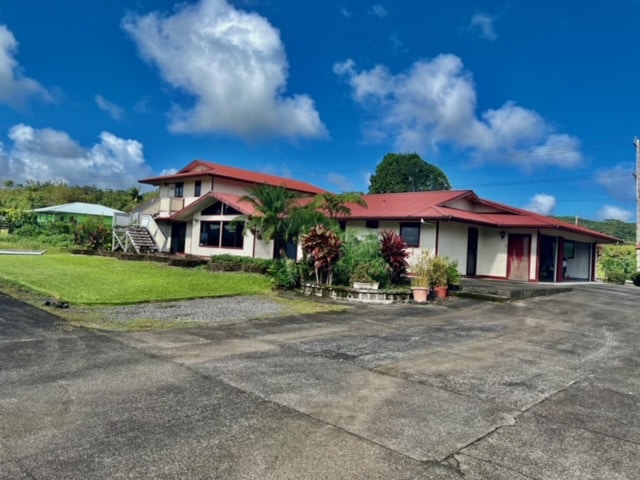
top-left (138, 160), bottom-right (325, 258)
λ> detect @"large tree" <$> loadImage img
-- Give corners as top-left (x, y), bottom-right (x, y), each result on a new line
top-left (368, 153), bottom-right (451, 194)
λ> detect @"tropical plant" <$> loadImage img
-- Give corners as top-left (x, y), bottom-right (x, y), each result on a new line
top-left (301, 224), bottom-right (343, 285)
top-left (410, 249), bottom-right (434, 288)
top-left (446, 259), bottom-right (461, 286)
top-left (380, 230), bottom-right (409, 284)
top-left (268, 258), bottom-right (301, 289)
top-left (429, 255), bottom-right (451, 287)
top-left (240, 185), bottom-right (300, 244)
top-left (631, 271), bottom-right (640, 287)
top-left (73, 218), bottom-right (112, 250)
top-left (335, 231), bottom-right (388, 287)
top-left (310, 192), bottom-right (367, 218)
top-left (599, 244), bottom-right (636, 280)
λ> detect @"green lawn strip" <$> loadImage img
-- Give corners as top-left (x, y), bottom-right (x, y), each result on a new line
top-left (0, 253), bottom-right (271, 305)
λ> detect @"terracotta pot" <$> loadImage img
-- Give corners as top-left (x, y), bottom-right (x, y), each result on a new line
top-left (411, 287), bottom-right (429, 303)
top-left (434, 286), bottom-right (448, 299)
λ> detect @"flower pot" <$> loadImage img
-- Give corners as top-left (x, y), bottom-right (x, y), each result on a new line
top-left (353, 281), bottom-right (379, 290)
top-left (433, 286), bottom-right (448, 299)
top-left (411, 286), bottom-right (429, 303)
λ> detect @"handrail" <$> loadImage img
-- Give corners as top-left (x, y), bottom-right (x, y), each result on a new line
top-left (140, 214), bottom-right (167, 251)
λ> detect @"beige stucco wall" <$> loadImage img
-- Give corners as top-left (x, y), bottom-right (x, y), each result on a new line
top-left (476, 227), bottom-right (508, 277)
top-left (438, 222), bottom-right (468, 273)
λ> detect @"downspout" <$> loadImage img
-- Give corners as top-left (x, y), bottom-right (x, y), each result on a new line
top-left (435, 220), bottom-right (440, 255)
top-left (534, 229), bottom-right (541, 283)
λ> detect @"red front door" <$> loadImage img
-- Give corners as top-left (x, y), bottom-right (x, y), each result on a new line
top-left (507, 234), bottom-right (531, 281)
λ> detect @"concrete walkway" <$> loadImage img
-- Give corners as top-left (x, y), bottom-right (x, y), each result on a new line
top-left (2, 284), bottom-right (640, 479)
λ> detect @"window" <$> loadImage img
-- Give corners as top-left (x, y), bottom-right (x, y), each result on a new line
top-left (201, 201), bottom-right (241, 216)
top-left (338, 221), bottom-right (346, 231)
top-left (400, 223), bottom-right (420, 247)
top-left (365, 220), bottom-right (379, 229)
top-left (174, 182), bottom-right (184, 198)
top-left (199, 221), bottom-right (244, 249)
top-left (564, 240), bottom-right (575, 259)
top-left (194, 180), bottom-right (202, 197)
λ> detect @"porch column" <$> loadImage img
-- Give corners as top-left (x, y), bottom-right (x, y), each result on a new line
top-left (556, 237), bottom-right (565, 283)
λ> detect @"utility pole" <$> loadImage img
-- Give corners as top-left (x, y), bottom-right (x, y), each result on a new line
top-left (635, 138), bottom-right (640, 272)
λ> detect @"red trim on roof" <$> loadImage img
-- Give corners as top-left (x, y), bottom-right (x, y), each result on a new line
top-left (139, 160), bottom-right (325, 195)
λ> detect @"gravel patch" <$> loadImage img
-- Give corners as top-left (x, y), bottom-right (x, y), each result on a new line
top-left (96, 296), bottom-right (288, 324)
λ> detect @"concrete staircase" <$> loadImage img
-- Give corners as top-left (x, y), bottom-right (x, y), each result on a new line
top-left (125, 227), bottom-right (158, 254)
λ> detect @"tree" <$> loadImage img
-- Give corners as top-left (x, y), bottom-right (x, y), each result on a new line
top-left (368, 153), bottom-right (451, 194)
top-left (240, 185), bottom-right (301, 244)
top-left (310, 192), bottom-right (367, 218)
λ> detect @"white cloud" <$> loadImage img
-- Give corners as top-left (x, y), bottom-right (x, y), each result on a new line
top-left (371, 4), bottom-right (388, 17)
top-left (333, 55), bottom-right (582, 168)
top-left (340, 7), bottom-right (351, 18)
top-left (469, 12), bottom-right (498, 41)
top-left (0, 24), bottom-right (51, 109)
top-left (122, 0), bottom-right (327, 140)
top-left (525, 193), bottom-right (556, 216)
top-left (597, 205), bottom-right (632, 222)
top-left (159, 168), bottom-right (178, 176)
top-left (1, 124), bottom-right (153, 189)
top-left (95, 94), bottom-right (124, 120)
top-left (596, 162), bottom-right (635, 201)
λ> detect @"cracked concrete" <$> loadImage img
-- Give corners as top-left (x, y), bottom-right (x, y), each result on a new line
top-left (2, 283), bottom-right (640, 478)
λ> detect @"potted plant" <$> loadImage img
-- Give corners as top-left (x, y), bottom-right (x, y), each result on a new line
top-left (447, 259), bottom-right (461, 292)
top-left (350, 258), bottom-right (387, 290)
top-left (429, 255), bottom-right (450, 299)
top-left (410, 249), bottom-right (433, 303)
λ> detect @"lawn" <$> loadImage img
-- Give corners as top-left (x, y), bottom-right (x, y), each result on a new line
top-left (0, 253), bottom-right (272, 305)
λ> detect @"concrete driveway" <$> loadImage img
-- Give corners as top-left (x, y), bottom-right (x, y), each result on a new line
top-left (1, 284), bottom-right (639, 479)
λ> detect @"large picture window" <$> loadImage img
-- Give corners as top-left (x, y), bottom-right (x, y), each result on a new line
top-left (400, 223), bottom-right (420, 247)
top-left (200, 221), bottom-right (244, 249)
top-left (201, 201), bottom-right (241, 216)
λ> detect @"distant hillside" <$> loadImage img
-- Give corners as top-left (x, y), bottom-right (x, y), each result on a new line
top-left (555, 217), bottom-right (636, 244)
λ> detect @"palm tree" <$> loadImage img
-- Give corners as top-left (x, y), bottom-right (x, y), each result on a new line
top-left (310, 192), bottom-right (367, 218)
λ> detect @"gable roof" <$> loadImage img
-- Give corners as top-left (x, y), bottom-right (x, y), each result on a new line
top-left (169, 192), bottom-right (257, 220)
top-left (139, 160), bottom-right (325, 195)
top-left (340, 191), bottom-right (621, 243)
top-left (31, 202), bottom-right (124, 217)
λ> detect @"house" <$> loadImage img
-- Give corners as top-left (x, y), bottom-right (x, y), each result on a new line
top-left (134, 160), bottom-right (325, 257)
top-left (132, 160), bottom-right (619, 283)
top-left (32, 202), bottom-right (124, 226)
top-left (336, 190), bottom-right (619, 283)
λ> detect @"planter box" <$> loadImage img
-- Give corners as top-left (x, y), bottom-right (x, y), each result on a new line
top-left (352, 281), bottom-right (379, 290)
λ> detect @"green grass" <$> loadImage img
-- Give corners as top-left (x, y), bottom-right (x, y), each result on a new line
top-left (0, 253), bottom-right (271, 305)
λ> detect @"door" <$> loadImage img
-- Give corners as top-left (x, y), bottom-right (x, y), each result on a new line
top-left (466, 227), bottom-right (478, 276)
top-left (507, 234), bottom-right (531, 281)
top-left (170, 222), bottom-right (187, 254)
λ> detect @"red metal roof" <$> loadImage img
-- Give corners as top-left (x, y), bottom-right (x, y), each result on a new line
top-left (339, 191), bottom-right (621, 243)
top-left (139, 160), bottom-right (325, 195)
top-left (169, 192), bottom-right (257, 220)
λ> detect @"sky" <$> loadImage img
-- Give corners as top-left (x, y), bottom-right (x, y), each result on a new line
top-left (0, 0), bottom-right (639, 222)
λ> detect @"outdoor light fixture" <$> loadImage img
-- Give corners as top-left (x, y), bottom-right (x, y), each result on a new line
top-left (500, 231), bottom-right (506, 240)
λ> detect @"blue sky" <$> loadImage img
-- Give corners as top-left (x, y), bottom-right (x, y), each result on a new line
top-left (0, 0), bottom-right (638, 221)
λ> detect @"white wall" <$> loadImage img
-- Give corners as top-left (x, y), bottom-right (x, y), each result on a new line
top-left (438, 222), bottom-right (468, 273)
top-left (567, 241), bottom-right (591, 279)
top-left (477, 228), bottom-right (507, 277)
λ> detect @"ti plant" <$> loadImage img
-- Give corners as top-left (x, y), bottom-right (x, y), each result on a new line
top-left (301, 224), bottom-right (343, 285)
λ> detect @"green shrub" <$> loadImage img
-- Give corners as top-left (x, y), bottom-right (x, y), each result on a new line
top-left (334, 232), bottom-right (389, 287)
top-left (209, 254), bottom-right (274, 274)
top-left (630, 271), bottom-right (640, 287)
top-left (599, 245), bottom-right (636, 279)
top-left (268, 258), bottom-right (300, 289)
top-left (73, 218), bottom-right (112, 250)
top-left (605, 270), bottom-right (627, 285)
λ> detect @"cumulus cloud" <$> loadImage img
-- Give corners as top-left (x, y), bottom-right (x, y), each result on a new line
top-left (597, 205), bottom-right (632, 222)
top-left (371, 4), bottom-right (388, 17)
top-left (95, 94), bottom-right (124, 120)
top-left (469, 12), bottom-right (498, 40)
top-left (525, 193), bottom-right (556, 215)
top-left (596, 162), bottom-right (635, 201)
top-left (122, 0), bottom-right (327, 140)
top-left (0, 124), bottom-right (153, 189)
top-left (340, 7), bottom-right (352, 18)
top-left (333, 55), bottom-right (582, 168)
top-left (0, 24), bottom-right (51, 109)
